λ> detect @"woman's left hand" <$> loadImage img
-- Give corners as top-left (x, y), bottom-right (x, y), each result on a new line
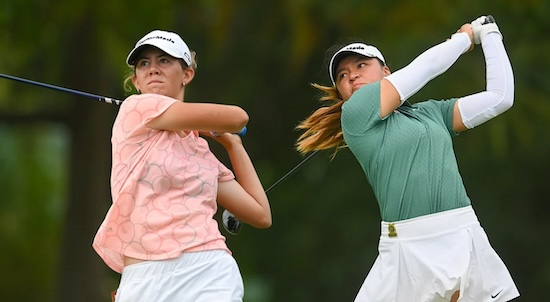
top-left (456, 23), bottom-right (475, 52)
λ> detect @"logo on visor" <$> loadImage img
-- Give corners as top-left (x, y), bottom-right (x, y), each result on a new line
top-left (346, 46), bottom-right (365, 50)
top-left (139, 36), bottom-right (175, 46)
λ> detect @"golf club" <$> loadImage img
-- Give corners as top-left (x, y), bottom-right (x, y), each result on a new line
top-left (0, 73), bottom-right (124, 105)
top-left (0, 72), bottom-right (247, 136)
top-left (222, 149), bottom-right (321, 235)
top-left (1, 71), bottom-right (302, 234)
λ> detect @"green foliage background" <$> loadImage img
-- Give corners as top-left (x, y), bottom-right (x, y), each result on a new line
top-left (1, 0), bottom-right (549, 301)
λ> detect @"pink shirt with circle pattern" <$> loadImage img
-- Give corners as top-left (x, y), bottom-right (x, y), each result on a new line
top-left (93, 94), bottom-right (233, 273)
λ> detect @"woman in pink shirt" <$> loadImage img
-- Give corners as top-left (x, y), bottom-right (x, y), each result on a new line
top-left (93, 30), bottom-right (271, 302)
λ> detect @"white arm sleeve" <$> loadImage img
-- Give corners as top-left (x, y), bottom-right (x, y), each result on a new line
top-left (458, 32), bottom-right (514, 129)
top-left (385, 32), bottom-right (471, 103)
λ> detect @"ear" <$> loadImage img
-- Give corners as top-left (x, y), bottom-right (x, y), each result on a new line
top-left (182, 67), bottom-right (195, 86)
top-left (131, 74), bottom-right (140, 92)
top-left (383, 65), bottom-right (391, 76)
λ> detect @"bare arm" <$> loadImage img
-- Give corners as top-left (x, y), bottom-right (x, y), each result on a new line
top-left (379, 79), bottom-right (402, 118)
top-left (210, 132), bottom-right (271, 228)
top-left (146, 100), bottom-right (249, 134)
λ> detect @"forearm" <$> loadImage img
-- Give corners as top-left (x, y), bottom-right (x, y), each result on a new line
top-left (147, 101), bottom-right (248, 133)
top-left (458, 32), bottom-right (514, 128)
top-left (385, 32), bottom-right (472, 102)
top-left (226, 144), bottom-right (270, 216)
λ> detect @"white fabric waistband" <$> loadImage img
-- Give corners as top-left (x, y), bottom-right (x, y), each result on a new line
top-left (120, 250), bottom-right (229, 281)
top-left (380, 206), bottom-right (479, 240)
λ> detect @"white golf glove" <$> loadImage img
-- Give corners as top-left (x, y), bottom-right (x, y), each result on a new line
top-left (471, 15), bottom-right (501, 44)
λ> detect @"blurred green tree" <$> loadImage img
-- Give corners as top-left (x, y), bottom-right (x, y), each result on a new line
top-left (0, 0), bottom-right (548, 301)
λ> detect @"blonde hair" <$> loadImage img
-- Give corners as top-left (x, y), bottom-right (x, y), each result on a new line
top-left (123, 50), bottom-right (198, 93)
top-left (295, 83), bottom-right (346, 158)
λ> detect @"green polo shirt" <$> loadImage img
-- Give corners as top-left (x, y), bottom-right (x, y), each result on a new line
top-left (341, 81), bottom-right (471, 222)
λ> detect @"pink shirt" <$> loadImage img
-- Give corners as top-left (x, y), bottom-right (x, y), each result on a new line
top-left (93, 94), bottom-right (233, 273)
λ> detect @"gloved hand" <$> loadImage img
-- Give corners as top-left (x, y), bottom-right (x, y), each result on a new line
top-left (471, 15), bottom-right (501, 44)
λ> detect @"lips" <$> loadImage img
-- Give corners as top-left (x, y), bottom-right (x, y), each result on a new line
top-left (352, 83), bottom-right (365, 92)
top-left (148, 80), bottom-right (163, 86)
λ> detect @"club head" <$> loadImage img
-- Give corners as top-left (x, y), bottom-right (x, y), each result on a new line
top-left (222, 210), bottom-right (243, 235)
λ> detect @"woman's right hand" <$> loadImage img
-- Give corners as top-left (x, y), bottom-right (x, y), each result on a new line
top-left (201, 130), bottom-right (244, 151)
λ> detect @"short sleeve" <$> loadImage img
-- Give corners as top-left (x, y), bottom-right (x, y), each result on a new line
top-left (415, 98), bottom-right (458, 136)
top-left (218, 162), bottom-right (235, 182)
top-left (341, 81), bottom-right (384, 135)
top-left (115, 94), bottom-right (178, 141)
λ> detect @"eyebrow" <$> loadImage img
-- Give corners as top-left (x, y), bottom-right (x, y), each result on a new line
top-left (335, 56), bottom-right (370, 77)
top-left (136, 52), bottom-right (170, 61)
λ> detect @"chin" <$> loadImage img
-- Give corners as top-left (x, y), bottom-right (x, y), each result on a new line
top-left (148, 87), bottom-right (166, 95)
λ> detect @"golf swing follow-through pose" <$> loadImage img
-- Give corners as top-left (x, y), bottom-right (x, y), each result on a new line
top-left (296, 15), bottom-right (519, 301)
top-left (89, 30), bottom-right (271, 302)
top-left (0, 13), bottom-right (519, 302)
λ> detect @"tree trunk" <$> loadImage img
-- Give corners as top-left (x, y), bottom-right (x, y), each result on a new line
top-left (55, 20), bottom-right (118, 302)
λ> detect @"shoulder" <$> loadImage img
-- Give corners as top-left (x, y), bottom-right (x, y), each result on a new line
top-left (345, 82), bottom-right (381, 103)
top-left (410, 99), bottom-right (459, 133)
top-left (341, 82), bottom-right (385, 134)
top-left (120, 94), bottom-right (178, 113)
top-left (342, 82), bottom-right (381, 113)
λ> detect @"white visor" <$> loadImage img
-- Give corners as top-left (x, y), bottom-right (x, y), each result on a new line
top-left (126, 30), bottom-right (192, 66)
top-left (328, 43), bottom-right (385, 84)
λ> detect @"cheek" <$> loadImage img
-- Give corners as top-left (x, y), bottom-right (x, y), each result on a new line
top-left (169, 70), bottom-right (184, 83)
top-left (134, 71), bottom-right (146, 83)
top-left (337, 87), bottom-right (351, 101)
top-left (336, 82), bottom-right (346, 92)
top-left (131, 74), bottom-right (141, 89)
top-left (337, 82), bottom-right (350, 93)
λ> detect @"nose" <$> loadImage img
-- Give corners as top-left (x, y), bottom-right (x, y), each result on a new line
top-left (349, 70), bottom-right (360, 82)
top-left (148, 62), bottom-right (160, 75)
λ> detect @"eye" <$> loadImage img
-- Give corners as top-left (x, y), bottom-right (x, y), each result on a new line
top-left (358, 62), bottom-right (366, 68)
top-left (338, 72), bottom-right (348, 80)
top-left (136, 60), bottom-right (149, 67)
top-left (160, 57), bottom-right (170, 64)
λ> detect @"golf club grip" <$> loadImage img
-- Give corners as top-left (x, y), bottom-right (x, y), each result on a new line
top-left (210, 126), bottom-right (247, 137)
top-left (236, 127), bottom-right (247, 137)
top-left (482, 15), bottom-right (495, 25)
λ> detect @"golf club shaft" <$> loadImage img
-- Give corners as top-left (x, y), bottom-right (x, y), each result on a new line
top-left (0, 73), bottom-right (123, 105)
top-left (223, 150), bottom-right (321, 234)
top-left (1, 73), bottom-right (250, 137)
top-left (265, 150), bottom-right (320, 194)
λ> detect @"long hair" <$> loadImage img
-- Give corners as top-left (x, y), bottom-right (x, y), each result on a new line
top-left (295, 38), bottom-right (367, 158)
top-left (295, 83), bottom-right (346, 158)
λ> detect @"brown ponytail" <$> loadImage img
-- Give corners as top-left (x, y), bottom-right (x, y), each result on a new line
top-left (295, 83), bottom-right (347, 158)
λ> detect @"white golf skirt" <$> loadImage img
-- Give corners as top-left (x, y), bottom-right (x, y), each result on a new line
top-left (354, 206), bottom-right (519, 302)
top-left (114, 250), bottom-right (244, 302)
